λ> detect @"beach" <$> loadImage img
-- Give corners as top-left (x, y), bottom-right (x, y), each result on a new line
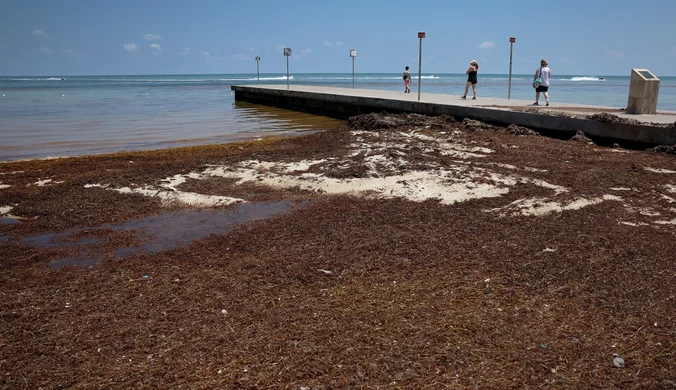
top-left (1, 112), bottom-right (675, 388)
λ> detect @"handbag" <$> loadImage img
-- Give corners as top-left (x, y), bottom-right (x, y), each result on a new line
top-left (533, 67), bottom-right (542, 88)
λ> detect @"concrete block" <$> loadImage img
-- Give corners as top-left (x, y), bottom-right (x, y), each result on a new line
top-left (627, 69), bottom-right (660, 114)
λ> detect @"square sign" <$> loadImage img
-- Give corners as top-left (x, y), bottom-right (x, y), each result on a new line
top-left (510, 37), bottom-right (516, 43)
top-left (418, 32), bottom-right (426, 38)
top-left (350, 50), bottom-right (357, 57)
top-left (283, 48), bottom-right (292, 56)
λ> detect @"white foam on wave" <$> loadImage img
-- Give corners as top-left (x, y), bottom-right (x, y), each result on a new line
top-left (219, 76), bottom-right (294, 81)
top-left (567, 76), bottom-right (606, 82)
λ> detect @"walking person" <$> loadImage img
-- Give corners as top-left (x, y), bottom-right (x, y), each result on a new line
top-left (460, 60), bottom-right (478, 100)
top-left (403, 66), bottom-right (411, 93)
top-left (533, 59), bottom-right (551, 106)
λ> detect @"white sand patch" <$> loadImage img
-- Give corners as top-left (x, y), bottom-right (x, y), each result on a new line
top-left (524, 167), bottom-right (548, 173)
top-left (520, 179), bottom-right (569, 195)
top-left (32, 178), bottom-right (64, 187)
top-left (662, 194), bottom-right (676, 203)
top-left (159, 173), bottom-right (202, 189)
top-left (204, 165), bottom-right (511, 204)
top-left (35, 179), bottom-right (53, 186)
top-left (620, 221), bottom-right (651, 227)
top-left (610, 187), bottom-right (632, 191)
top-left (666, 184), bottom-right (676, 193)
top-left (85, 172), bottom-right (243, 208)
top-left (644, 167), bottom-right (676, 174)
top-left (284, 159), bottom-right (327, 172)
top-left (654, 218), bottom-right (676, 225)
top-left (486, 195), bottom-right (622, 217)
top-left (0, 206), bottom-right (12, 215)
top-left (0, 171), bottom-right (24, 175)
top-left (115, 186), bottom-right (243, 208)
top-left (0, 183), bottom-right (10, 189)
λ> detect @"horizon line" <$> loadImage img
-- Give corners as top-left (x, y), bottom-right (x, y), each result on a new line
top-left (3, 72), bottom-right (674, 78)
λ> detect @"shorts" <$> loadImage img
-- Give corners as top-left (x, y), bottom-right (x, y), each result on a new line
top-left (468, 77), bottom-right (477, 85)
top-left (405, 79), bottom-right (411, 87)
top-left (536, 85), bottom-right (549, 92)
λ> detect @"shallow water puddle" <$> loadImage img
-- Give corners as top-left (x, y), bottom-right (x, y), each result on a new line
top-left (19, 201), bottom-right (300, 269)
top-left (1, 217), bottom-right (20, 226)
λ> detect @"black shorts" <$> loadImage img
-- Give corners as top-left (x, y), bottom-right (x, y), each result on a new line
top-left (468, 77), bottom-right (477, 84)
top-left (536, 85), bottom-right (549, 92)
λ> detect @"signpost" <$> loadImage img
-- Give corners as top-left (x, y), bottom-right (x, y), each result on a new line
top-left (283, 48), bottom-right (291, 90)
top-left (508, 37), bottom-right (516, 99)
top-left (417, 32), bottom-right (425, 101)
top-left (350, 50), bottom-right (357, 89)
top-left (255, 56), bottom-right (261, 84)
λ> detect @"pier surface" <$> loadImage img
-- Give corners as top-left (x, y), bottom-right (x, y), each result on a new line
top-left (232, 84), bottom-right (676, 145)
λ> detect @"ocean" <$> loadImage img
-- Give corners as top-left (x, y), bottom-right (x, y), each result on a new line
top-left (1, 73), bottom-right (675, 162)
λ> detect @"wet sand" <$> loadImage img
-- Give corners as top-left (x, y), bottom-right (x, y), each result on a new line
top-left (1, 114), bottom-right (675, 388)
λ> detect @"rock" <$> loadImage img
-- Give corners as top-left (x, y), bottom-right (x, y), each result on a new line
top-left (613, 356), bottom-right (625, 368)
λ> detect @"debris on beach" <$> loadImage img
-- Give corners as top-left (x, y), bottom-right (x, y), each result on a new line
top-left (648, 144), bottom-right (676, 155)
top-left (462, 118), bottom-right (495, 131)
top-left (346, 112), bottom-right (457, 130)
top-left (587, 113), bottom-right (642, 125)
top-left (507, 124), bottom-right (540, 136)
top-left (571, 130), bottom-right (593, 143)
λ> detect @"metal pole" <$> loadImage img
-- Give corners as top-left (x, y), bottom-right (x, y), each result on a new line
top-left (417, 37), bottom-right (422, 101)
top-left (352, 57), bottom-right (355, 89)
top-left (508, 42), bottom-right (514, 99)
top-left (286, 56), bottom-right (289, 90)
top-left (256, 57), bottom-right (260, 85)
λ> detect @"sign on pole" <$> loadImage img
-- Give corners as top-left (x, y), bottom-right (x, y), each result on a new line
top-left (350, 50), bottom-right (357, 89)
top-left (417, 32), bottom-right (425, 101)
top-left (508, 38), bottom-right (515, 99)
top-left (255, 56), bottom-right (261, 84)
top-left (283, 48), bottom-right (291, 90)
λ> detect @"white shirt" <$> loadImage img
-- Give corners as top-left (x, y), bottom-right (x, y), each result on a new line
top-left (539, 66), bottom-right (551, 87)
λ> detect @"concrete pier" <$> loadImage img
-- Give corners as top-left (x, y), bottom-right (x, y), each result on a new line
top-left (231, 84), bottom-right (676, 146)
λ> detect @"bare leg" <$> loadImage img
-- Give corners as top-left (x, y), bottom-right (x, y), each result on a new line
top-left (462, 82), bottom-right (470, 98)
top-left (535, 91), bottom-right (540, 103)
top-left (544, 91), bottom-right (549, 102)
top-left (471, 84), bottom-right (477, 98)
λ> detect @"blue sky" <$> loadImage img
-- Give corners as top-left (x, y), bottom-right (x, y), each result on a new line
top-left (1, 0), bottom-right (675, 76)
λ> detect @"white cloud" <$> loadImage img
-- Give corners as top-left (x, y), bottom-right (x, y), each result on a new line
top-left (178, 48), bottom-right (191, 55)
top-left (478, 41), bottom-right (495, 49)
top-left (144, 33), bottom-right (162, 41)
top-left (301, 48), bottom-right (312, 55)
top-left (249, 47), bottom-right (256, 52)
top-left (324, 40), bottom-right (344, 47)
top-left (606, 49), bottom-right (624, 58)
top-left (276, 45), bottom-right (286, 53)
top-left (32, 29), bottom-right (46, 37)
top-left (233, 53), bottom-right (247, 60)
top-left (150, 43), bottom-right (162, 55)
top-left (124, 43), bottom-right (138, 53)
top-left (38, 47), bottom-right (51, 54)
top-left (202, 51), bottom-right (218, 62)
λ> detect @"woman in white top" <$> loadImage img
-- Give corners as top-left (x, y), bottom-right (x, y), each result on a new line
top-left (533, 59), bottom-right (551, 106)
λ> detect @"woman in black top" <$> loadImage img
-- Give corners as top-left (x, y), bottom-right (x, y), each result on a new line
top-left (461, 60), bottom-right (478, 100)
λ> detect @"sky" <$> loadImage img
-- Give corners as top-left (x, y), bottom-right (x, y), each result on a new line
top-left (1, 0), bottom-right (675, 77)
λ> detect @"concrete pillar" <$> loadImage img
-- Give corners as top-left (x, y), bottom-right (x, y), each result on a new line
top-left (627, 69), bottom-right (660, 114)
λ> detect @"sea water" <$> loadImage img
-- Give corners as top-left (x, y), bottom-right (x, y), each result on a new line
top-left (1, 73), bottom-right (675, 162)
